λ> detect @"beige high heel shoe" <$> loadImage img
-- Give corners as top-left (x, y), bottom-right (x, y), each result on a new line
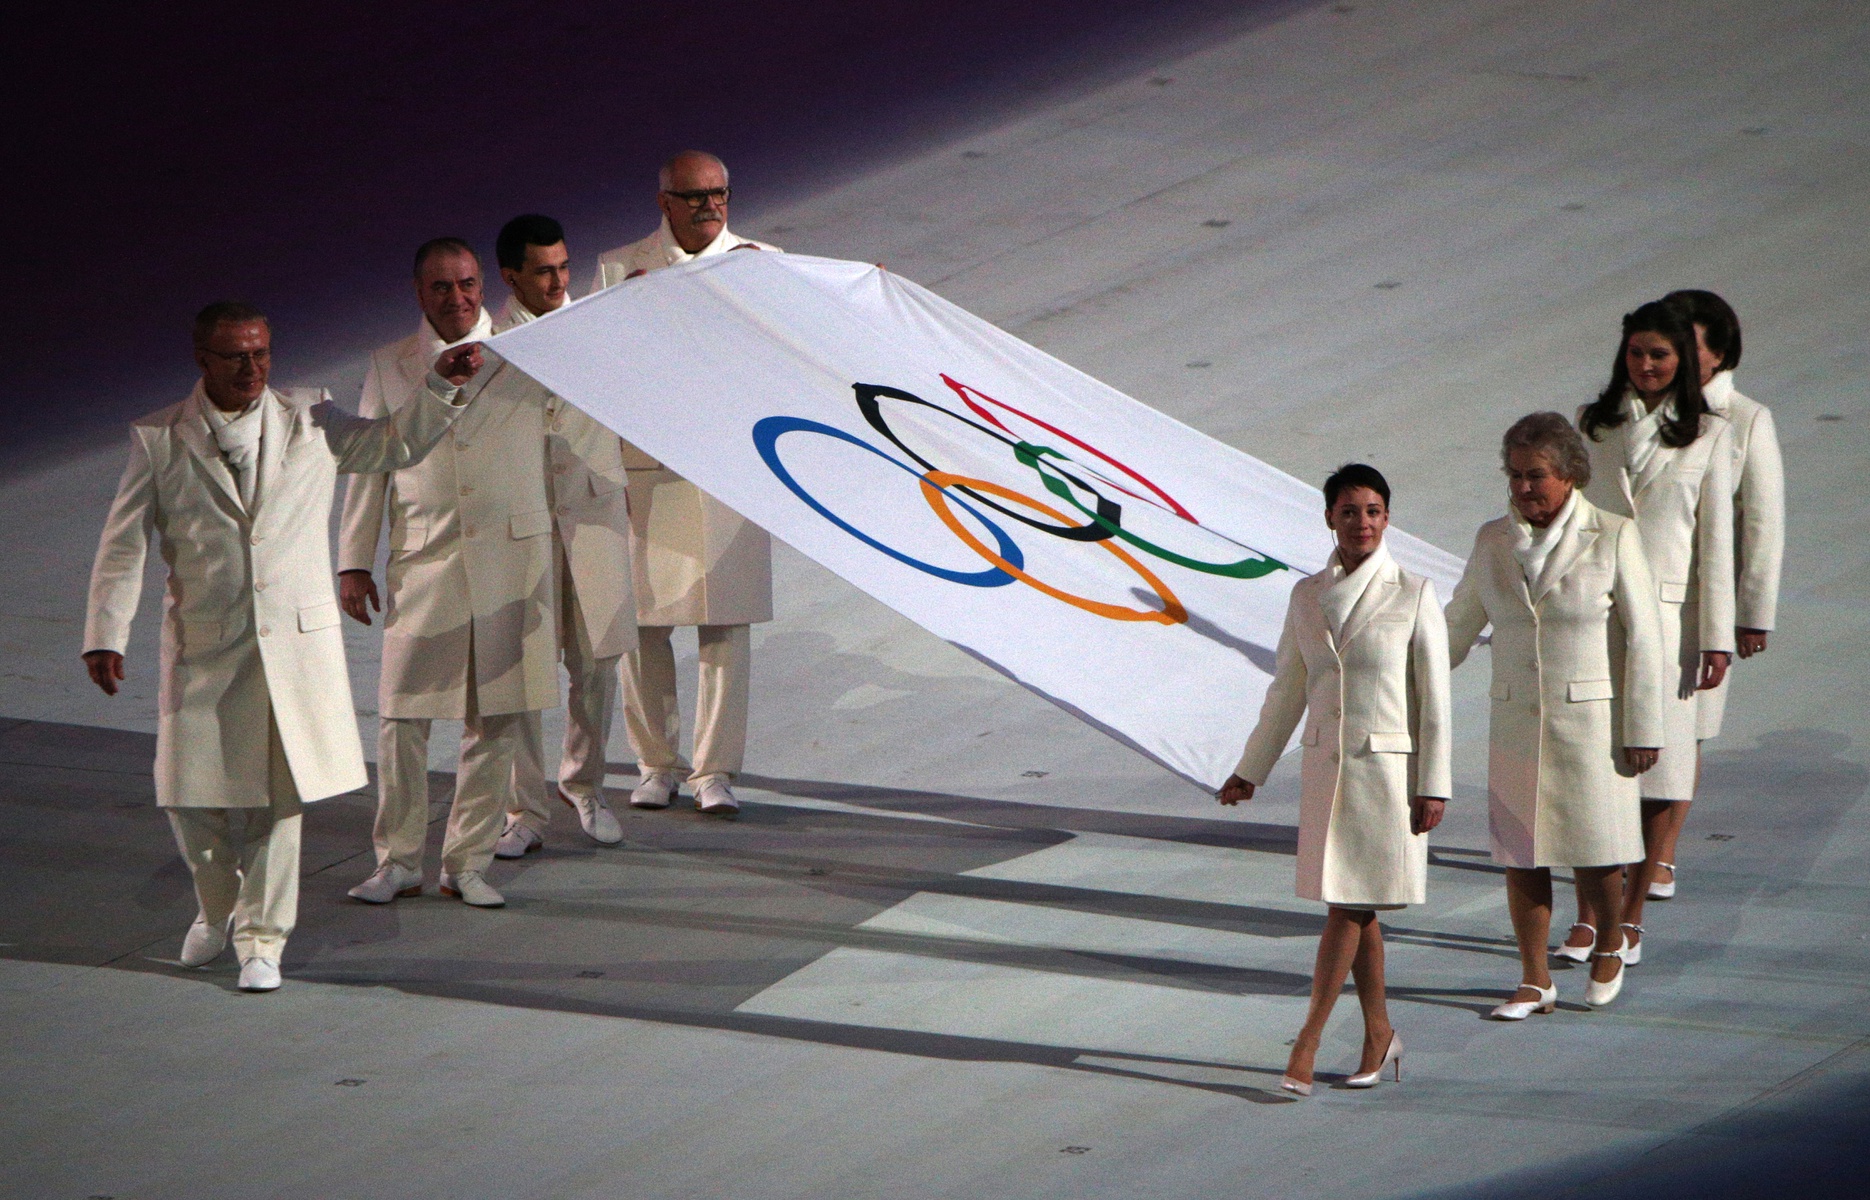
top-left (1279, 1074), bottom-right (1313, 1097)
top-left (1345, 1033), bottom-right (1403, 1088)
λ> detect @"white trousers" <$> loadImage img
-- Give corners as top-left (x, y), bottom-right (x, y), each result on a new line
top-left (167, 792), bottom-right (301, 963)
top-left (375, 706), bottom-right (527, 877)
top-left (621, 624), bottom-right (749, 783)
top-left (511, 556), bottom-right (624, 831)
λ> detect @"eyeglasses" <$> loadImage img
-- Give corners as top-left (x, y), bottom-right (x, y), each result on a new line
top-left (663, 186), bottom-right (730, 208)
top-left (203, 348), bottom-right (271, 368)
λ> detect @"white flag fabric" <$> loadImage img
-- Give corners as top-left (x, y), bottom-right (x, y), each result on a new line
top-left (490, 252), bottom-right (1462, 788)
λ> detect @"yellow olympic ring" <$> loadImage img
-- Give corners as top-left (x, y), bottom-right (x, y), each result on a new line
top-left (919, 471), bottom-right (1188, 625)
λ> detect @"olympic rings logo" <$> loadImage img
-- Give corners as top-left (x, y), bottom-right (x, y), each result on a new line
top-left (751, 374), bottom-right (1287, 625)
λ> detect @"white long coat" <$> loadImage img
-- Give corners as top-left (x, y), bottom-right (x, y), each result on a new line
top-left (591, 219), bottom-right (776, 626)
top-left (85, 382), bottom-right (464, 807)
top-left (1233, 544), bottom-right (1453, 907)
top-left (492, 297), bottom-right (638, 658)
top-left (1697, 371), bottom-right (1785, 737)
top-left (1579, 401), bottom-right (1735, 799)
top-left (1446, 497), bottom-right (1667, 868)
top-left (339, 316), bottom-right (560, 718)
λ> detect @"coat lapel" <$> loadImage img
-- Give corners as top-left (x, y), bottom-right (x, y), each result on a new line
top-left (1338, 556), bottom-right (1401, 648)
top-left (176, 390), bottom-right (244, 515)
top-left (250, 389), bottom-right (291, 522)
top-left (1530, 501), bottom-right (1600, 603)
top-left (1631, 440), bottom-right (1675, 499)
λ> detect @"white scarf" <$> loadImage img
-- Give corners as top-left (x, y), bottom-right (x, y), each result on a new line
top-left (1318, 540), bottom-right (1389, 640)
top-left (1623, 389), bottom-right (1671, 479)
top-left (497, 293), bottom-right (559, 329)
top-left (420, 308), bottom-right (494, 365)
top-left (1702, 369), bottom-right (1736, 415)
top-left (654, 215), bottom-right (748, 266)
top-left (205, 391), bottom-right (264, 509)
top-left (1509, 488), bottom-right (1579, 588)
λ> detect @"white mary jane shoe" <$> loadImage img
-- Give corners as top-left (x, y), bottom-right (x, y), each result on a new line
top-left (1584, 953), bottom-right (1626, 1008)
top-left (1647, 863), bottom-right (1677, 900)
top-left (1619, 923), bottom-right (1644, 966)
top-left (1552, 922), bottom-right (1596, 964)
top-left (1488, 982), bottom-right (1557, 1021)
top-left (238, 958), bottom-right (282, 992)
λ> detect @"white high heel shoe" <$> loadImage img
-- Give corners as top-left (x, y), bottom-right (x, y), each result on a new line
top-left (1648, 862), bottom-right (1676, 900)
top-left (1619, 923), bottom-right (1644, 966)
top-left (1345, 1033), bottom-right (1403, 1087)
top-left (1279, 1074), bottom-right (1313, 1097)
top-left (1584, 952), bottom-right (1626, 1007)
top-left (1552, 922), bottom-right (1596, 963)
top-left (1488, 982), bottom-right (1557, 1020)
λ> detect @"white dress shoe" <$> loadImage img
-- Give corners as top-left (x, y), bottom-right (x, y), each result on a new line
top-left (439, 870), bottom-right (505, 908)
top-left (696, 777), bottom-right (739, 815)
top-left (1552, 922), bottom-right (1596, 963)
top-left (179, 914), bottom-right (229, 968)
top-left (1585, 953), bottom-right (1626, 1007)
top-left (1619, 923), bottom-right (1644, 966)
top-left (238, 958), bottom-right (282, 992)
top-left (1647, 862), bottom-right (1677, 900)
top-left (348, 863), bottom-right (423, 904)
top-left (630, 770), bottom-right (677, 810)
top-left (1488, 982), bottom-right (1558, 1020)
top-left (494, 817), bottom-right (543, 859)
top-left (561, 788), bottom-right (624, 844)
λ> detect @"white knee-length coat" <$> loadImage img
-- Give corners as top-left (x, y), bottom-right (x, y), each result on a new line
top-left (339, 316), bottom-right (561, 718)
top-left (1579, 398), bottom-right (1735, 799)
top-left (1446, 495), bottom-right (1667, 867)
top-left (1696, 370), bottom-right (1785, 738)
top-left (591, 219), bottom-right (775, 627)
top-left (85, 381), bottom-right (464, 806)
top-left (1233, 543), bottom-right (1453, 907)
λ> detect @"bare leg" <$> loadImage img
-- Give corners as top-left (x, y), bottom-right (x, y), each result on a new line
top-left (1565, 877), bottom-right (1600, 952)
top-left (1503, 867), bottom-right (1554, 1001)
top-left (1349, 915), bottom-right (1395, 1074)
top-left (1286, 908), bottom-right (1369, 1085)
top-left (1621, 800), bottom-right (1676, 954)
top-left (1575, 865), bottom-right (1626, 984)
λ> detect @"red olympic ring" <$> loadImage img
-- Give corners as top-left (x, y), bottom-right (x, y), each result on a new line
top-left (919, 471), bottom-right (1188, 626)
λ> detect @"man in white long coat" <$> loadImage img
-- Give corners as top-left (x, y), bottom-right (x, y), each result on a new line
top-left (591, 151), bottom-right (775, 815)
top-left (339, 239), bottom-right (560, 909)
top-left (486, 215), bottom-right (640, 857)
top-left (84, 302), bottom-right (477, 991)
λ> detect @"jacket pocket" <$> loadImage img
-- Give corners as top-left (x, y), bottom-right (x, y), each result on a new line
top-left (510, 509), bottom-right (553, 539)
top-left (297, 601), bottom-right (341, 632)
top-left (1658, 580), bottom-right (1689, 604)
top-left (388, 522), bottom-right (427, 552)
top-left (1567, 678), bottom-right (1615, 702)
top-left (1302, 725), bottom-right (1321, 747)
top-left (1366, 731), bottom-right (1414, 754)
top-left (1490, 678), bottom-right (1512, 701)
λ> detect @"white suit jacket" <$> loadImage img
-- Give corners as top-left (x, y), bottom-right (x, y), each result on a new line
top-left (1704, 371), bottom-right (1785, 631)
top-left (339, 314), bottom-right (560, 718)
top-left (86, 381), bottom-right (465, 806)
top-left (1234, 544), bottom-right (1452, 907)
top-left (491, 296), bottom-right (638, 659)
top-left (1446, 497), bottom-right (1667, 868)
top-left (590, 218), bottom-right (776, 625)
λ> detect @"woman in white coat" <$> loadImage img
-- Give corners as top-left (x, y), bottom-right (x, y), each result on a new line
top-left (1447, 414), bottom-right (1667, 1016)
top-left (1219, 464), bottom-right (1452, 1096)
top-left (1564, 301), bottom-right (1735, 963)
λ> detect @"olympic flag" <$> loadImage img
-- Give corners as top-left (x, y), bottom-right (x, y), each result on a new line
top-left (489, 252), bottom-right (1463, 788)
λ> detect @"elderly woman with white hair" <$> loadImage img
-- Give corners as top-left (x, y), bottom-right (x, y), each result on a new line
top-left (1446, 413), bottom-right (1667, 1016)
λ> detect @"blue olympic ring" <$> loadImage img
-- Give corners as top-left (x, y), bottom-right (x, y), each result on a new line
top-left (752, 415), bottom-right (1024, 587)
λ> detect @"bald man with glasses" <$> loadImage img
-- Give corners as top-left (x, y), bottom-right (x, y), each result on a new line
top-left (591, 151), bottom-right (777, 816)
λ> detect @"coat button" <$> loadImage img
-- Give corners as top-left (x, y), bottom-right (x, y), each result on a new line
top-left (258, 625), bottom-right (270, 637)
top-left (1330, 707), bottom-right (1341, 717)
top-left (1330, 752), bottom-right (1340, 762)
top-left (464, 527), bottom-right (476, 538)
top-left (250, 534), bottom-right (262, 545)
top-left (254, 581), bottom-right (266, 592)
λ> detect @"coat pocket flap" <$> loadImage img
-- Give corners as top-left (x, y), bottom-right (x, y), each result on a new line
top-left (388, 522), bottom-right (427, 551)
top-left (1489, 679), bottom-right (1512, 701)
top-left (1567, 678), bottom-right (1615, 702)
top-left (1658, 580), bottom-right (1689, 603)
top-left (297, 601), bottom-right (341, 633)
top-left (510, 509), bottom-right (553, 539)
top-left (1366, 731), bottom-right (1414, 754)
top-left (1301, 725), bottom-right (1321, 747)
top-left (587, 466), bottom-right (627, 497)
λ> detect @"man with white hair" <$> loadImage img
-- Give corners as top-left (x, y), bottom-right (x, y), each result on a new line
top-left (591, 151), bottom-right (776, 815)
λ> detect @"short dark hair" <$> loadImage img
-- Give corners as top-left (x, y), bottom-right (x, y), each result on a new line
top-left (192, 301), bottom-right (268, 349)
top-left (1323, 463), bottom-right (1390, 509)
top-left (1664, 288), bottom-right (1743, 372)
top-left (413, 237), bottom-right (479, 277)
top-left (496, 214), bottom-right (565, 271)
top-left (1578, 299), bottom-right (1710, 449)
top-left (1501, 411), bottom-right (1591, 486)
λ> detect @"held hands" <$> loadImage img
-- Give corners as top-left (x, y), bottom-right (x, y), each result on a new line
top-left (83, 650), bottom-right (124, 696)
top-left (339, 570), bottom-right (380, 625)
top-left (1697, 650), bottom-right (1732, 691)
top-left (1216, 775), bottom-right (1254, 806)
top-left (433, 343), bottom-right (483, 386)
top-left (1624, 746), bottom-right (1660, 774)
top-left (1410, 797), bottom-right (1446, 835)
top-left (1736, 628), bottom-right (1769, 659)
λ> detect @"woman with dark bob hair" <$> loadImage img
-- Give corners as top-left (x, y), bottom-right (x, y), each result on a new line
top-left (1561, 301), bottom-right (1736, 968)
top-left (1220, 464), bottom-right (1452, 1094)
top-left (1447, 414), bottom-right (1666, 1016)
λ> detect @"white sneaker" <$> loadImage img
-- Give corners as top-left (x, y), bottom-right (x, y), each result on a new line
top-left (438, 869), bottom-right (505, 908)
top-left (561, 787), bottom-right (624, 844)
top-left (238, 958), bottom-right (282, 992)
top-left (348, 862), bottom-right (423, 904)
top-left (696, 776), bottom-right (739, 815)
top-left (630, 770), bottom-right (677, 810)
top-left (494, 816), bottom-right (543, 859)
top-left (179, 914), bottom-right (229, 968)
